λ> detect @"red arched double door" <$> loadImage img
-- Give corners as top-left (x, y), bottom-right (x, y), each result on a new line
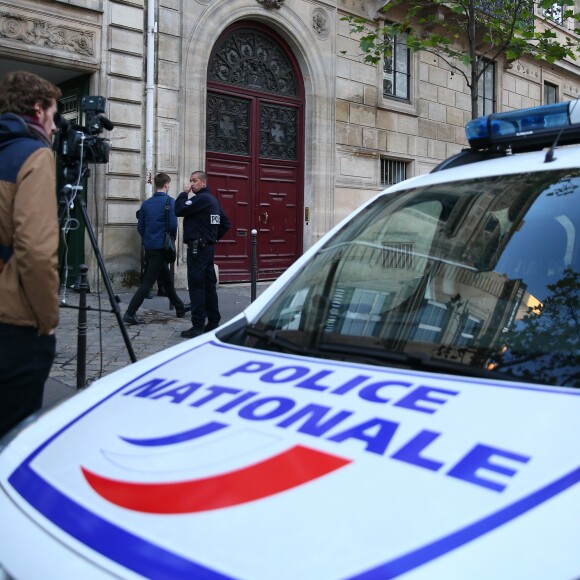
top-left (206, 22), bottom-right (304, 282)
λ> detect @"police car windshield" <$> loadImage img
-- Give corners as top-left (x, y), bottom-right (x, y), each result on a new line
top-left (249, 170), bottom-right (580, 388)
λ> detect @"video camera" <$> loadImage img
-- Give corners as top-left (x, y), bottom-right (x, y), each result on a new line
top-left (53, 95), bottom-right (113, 182)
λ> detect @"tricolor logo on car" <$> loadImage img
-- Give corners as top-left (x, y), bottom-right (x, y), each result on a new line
top-left (3, 340), bottom-right (580, 579)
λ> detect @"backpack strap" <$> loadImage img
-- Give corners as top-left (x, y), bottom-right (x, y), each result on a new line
top-left (0, 244), bottom-right (13, 273)
top-left (164, 199), bottom-right (170, 234)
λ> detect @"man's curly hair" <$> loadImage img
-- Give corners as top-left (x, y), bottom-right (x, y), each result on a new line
top-left (0, 70), bottom-right (61, 116)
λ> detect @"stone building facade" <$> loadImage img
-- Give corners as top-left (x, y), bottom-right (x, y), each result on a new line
top-left (0, 0), bottom-right (578, 289)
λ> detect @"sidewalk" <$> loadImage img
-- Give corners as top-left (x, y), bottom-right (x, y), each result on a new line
top-left (43, 282), bottom-right (271, 407)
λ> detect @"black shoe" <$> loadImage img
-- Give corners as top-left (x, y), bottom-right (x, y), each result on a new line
top-left (175, 306), bottom-right (186, 318)
top-left (183, 303), bottom-right (192, 312)
top-left (123, 312), bottom-right (144, 325)
top-left (145, 292), bottom-right (154, 299)
top-left (181, 326), bottom-right (203, 339)
top-left (204, 321), bottom-right (220, 333)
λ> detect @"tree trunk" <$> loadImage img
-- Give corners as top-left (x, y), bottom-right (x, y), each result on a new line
top-left (468, 0), bottom-right (479, 119)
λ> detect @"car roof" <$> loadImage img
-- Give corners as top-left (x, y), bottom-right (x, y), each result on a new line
top-left (385, 143), bottom-right (580, 194)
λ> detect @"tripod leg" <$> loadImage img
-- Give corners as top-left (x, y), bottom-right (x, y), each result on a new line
top-left (57, 201), bottom-right (74, 287)
top-left (78, 200), bottom-right (137, 363)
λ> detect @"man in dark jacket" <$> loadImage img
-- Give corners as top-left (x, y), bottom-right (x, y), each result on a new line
top-left (0, 71), bottom-right (61, 437)
top-left (175, 171), bottom-right (230, 338)
top-left (123, 173), bottom-right (186, 324)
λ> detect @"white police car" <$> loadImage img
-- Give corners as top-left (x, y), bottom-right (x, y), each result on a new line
top-left (1, 101), bottom-right (579, 579)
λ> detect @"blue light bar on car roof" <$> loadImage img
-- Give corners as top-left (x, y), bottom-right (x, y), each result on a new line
top-left (465, 99), bottom-right (580, 151)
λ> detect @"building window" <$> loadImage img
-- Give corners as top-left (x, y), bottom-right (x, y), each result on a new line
top-left (383, 30), bottom-right (410, 101)
top-left (543, 2), bottom-right (566, 24)
top-left (478, 60), bottom-right (496, 116)
top-left (456, 315), bottom-right (483, 347)
top-left (381, 158), bottom-right (408, 186)
top-left (382, 242), bottom-right (414, 269)
top-left (413, 300), bottom-right (449, 343)
top-left (476, 0), bottom-right (534, 25)
top-left (544, 82), bottom-right (558, 104)
top-left (324, 287), bottom-right (391, 337)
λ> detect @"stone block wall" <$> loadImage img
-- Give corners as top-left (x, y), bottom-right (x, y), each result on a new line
top-left (3, 0), bottom-right (580, 289)
top-left (102, 0), bottom-right (146, 286)
top-left (334, 0), bottom-right (580, 225)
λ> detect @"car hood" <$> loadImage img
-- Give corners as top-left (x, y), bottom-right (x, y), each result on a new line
top-left (1, 337), bottom-right (580, 579)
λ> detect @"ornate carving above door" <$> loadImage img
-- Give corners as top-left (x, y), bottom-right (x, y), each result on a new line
top-left (208, 29), bottom-right (297, 96)
top-left (257, 0), bottom-right (286, 8)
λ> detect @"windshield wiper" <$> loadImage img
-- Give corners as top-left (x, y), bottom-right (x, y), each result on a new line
top-left (312, 342), bottom-right (519, 381)
top-left (243, 326), bottom-right (520, 382)
top-left (244, 325), bottom-right (308, 355)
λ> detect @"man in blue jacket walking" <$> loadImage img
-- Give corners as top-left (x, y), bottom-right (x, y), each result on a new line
top-left (123, 173), bottom-right (185, 324)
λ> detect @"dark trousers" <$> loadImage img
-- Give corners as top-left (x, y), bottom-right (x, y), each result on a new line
top-left (142, 248), bottom-right (171, 294)
top-left (187, 243), bottom-right (220, 328)
top-left (0, 324), bottom-right (56, 438)
top-left (127, 249), bottom-right (184, 315)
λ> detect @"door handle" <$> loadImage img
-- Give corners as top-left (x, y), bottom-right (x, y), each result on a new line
top-left (258, 211), bottom-right (269, 224)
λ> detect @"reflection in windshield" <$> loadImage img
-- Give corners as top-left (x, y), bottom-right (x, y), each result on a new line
top-left (246, 171), bottom-right (580, 387)
top-left (492, 269), bottom-right (580, 386)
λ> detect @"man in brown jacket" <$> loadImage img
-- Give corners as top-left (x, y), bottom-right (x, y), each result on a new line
top-left (0, 71), bottom-right (61, 437)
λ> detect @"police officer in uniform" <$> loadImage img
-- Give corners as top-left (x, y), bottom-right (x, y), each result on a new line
top-left (175, 171), bottom-right (230, 338)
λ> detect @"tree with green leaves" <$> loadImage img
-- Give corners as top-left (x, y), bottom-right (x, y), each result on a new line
top-left (344, 0), bottom-right (580, 119)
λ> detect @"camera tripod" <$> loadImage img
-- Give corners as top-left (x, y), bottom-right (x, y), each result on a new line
top-left (59, 183), bottom-right (137, 364)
